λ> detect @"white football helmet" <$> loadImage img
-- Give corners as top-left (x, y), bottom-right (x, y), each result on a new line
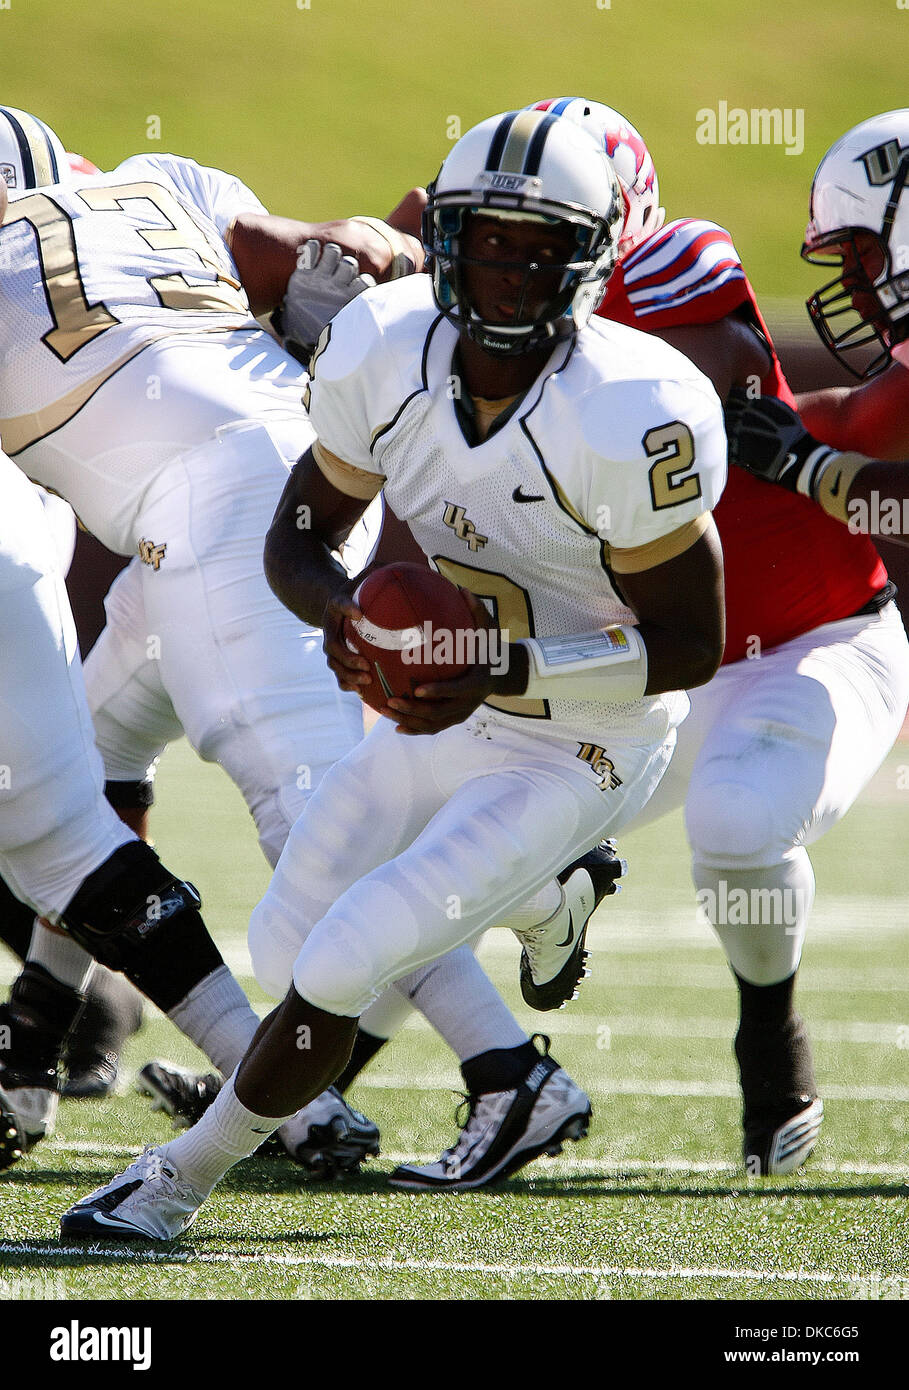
top-left (422, 109), bottom-right (624, 355)
top-left (803, 110), bottom-right (909, 378)
top-left (527, 98), bottom-right (664, 255)
top-left (0, 106), bottom-right (69, 191)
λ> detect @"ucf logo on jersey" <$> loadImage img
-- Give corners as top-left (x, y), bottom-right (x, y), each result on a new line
top-left (138, 537), bottom-right (167, 570)
top-left (443, 502), bottom-right (487, 552)
top-left (576, 742), bottom-right (623, 791)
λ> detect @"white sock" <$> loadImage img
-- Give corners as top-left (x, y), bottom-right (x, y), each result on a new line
top-left (394, 944), bottom-right (528, 1061)
top-left (495, 880), bottom-right (563, 933)
top-left (26, 920), bottom-right (95, 993)
top-left (358, 987), bottom-right (415, 1041)
top-left (160, 1072), bottom-right (294, 1195)
top-left (694, 853), bottom-right (815, 985)
top-left (167, 965), bottom-right (260, 1074)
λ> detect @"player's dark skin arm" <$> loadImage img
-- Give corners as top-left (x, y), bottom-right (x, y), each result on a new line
top-left (226, 191), bottom-right (426, 317)
top-left (617, 522), bottom-right (726, 690)
top-left (264, 449), bottom-right (523, 713)
top-left (796, 361), bottom-right (909, 461)
top-left (264, 448), bottom-right (363, 626)
top-left (651, 315), bottom-right (772, 400)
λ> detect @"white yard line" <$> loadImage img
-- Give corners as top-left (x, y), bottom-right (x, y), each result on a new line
top-left (348, 1073), bottom-right (909, 1102)
top-left (42, 1139), bottom-right (909, 1177)
top-left (524, 1013), bottom-right (907, 1044)
top-left (0, 1240), bottom-right (898, 1288)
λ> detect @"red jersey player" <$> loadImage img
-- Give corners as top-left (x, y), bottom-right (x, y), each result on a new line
top-left (724, 112), bottom-right (909, 550)
top-left (541, 97), bottom-right (908, 1176)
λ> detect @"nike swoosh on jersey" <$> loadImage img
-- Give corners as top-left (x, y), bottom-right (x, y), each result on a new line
top-left (512, 486), bottom-right (545, 503)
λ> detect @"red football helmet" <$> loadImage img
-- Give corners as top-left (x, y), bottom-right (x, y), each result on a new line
top-left (528, 98), bottom-right (664, 256)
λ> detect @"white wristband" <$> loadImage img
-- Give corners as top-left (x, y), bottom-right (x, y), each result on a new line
top-left (519, 626), bottom-right (648, 703)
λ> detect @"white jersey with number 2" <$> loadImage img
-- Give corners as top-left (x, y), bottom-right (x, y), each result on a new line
top-left (306, 275), bottom-right (728, 746)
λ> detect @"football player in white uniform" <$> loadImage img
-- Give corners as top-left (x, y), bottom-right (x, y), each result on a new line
top-left (61, 109), bottom-right (727, 1240)
top-left (0, 123), bottom-right (423, 1173)
top-left (319, 100), bottom-right (909, 1188)
top-left (0, 108), bottom-right (145, 1104)
top-left (0, 168), bottom-right (201, 1166)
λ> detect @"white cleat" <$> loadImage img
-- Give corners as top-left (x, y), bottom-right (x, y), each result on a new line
top-left (514, 839), bottom-right (626, 1011)
top-left (389, 1041), bottom-right (591, 1191)
top-left (60, 1146), bottom-right (205, 1241)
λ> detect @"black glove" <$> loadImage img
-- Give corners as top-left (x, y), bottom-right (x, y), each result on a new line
top-left (724, 388), bottom-right (835, 495)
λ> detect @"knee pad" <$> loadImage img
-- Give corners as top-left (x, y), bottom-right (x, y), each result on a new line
top-left (686, 780), bottom-right (777, 870)
top-left (59, 841), bottom-right (223, 1010)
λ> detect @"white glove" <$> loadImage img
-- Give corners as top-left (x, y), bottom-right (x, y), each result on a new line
top-left (280, 240), bottom-right (376, 359)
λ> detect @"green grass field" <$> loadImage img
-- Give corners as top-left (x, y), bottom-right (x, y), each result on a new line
top-left (1, 737), bottom-right (906, 1303)
top-left (2, 0), bottom-right (908, 303)
top-left (2, 0), bottom-right (908, 1318)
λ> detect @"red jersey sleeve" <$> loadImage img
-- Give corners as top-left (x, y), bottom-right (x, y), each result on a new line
top-left (599, 219), bottom-right (749, 329)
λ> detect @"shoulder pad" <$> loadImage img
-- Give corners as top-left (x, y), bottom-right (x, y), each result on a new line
top-left (617, 218), bottom-right (747, 327)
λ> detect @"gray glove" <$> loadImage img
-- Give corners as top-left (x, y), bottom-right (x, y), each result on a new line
top-left (280, 240), bottom-right (376, 360)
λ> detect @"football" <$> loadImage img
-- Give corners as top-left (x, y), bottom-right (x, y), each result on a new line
top-left (344, 562), bottom-right (485, 714)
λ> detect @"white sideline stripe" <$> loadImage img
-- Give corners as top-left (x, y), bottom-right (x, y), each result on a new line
top-left (350, 1073), bottom-right (909, 1102)
top-left (0, 1241), bottom-right (890, 1287)
top-left (43, 1141), bottom-right (909, 1177)
top-left (527, 1013), bottom-right (906, 1045)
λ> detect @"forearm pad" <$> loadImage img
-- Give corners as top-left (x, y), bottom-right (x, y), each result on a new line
top-left (520, 626), bottom-right (648, 703)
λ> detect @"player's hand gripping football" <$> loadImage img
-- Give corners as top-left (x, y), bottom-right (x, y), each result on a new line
top-left (321, 585), bottom-right (373, 696)
top-left (724, 388), bottom-right (827, 491)
top-left (384, 589), bottom-right (502, 736)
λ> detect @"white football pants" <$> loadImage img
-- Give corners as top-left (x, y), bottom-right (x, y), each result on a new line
top-left (83, 421), bottom-right (364, 867)
top-left (248, 708), bottom-right (675, 1017)
top-left (632, 602), bottom-right (909, 982)
top-left (0, 453), bottom-right (134, 917)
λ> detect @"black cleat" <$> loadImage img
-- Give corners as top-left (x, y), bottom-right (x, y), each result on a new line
top-left (64, 1052), bottom-right (120, 1099)
top-left (0, 1089), bottom-right (27, 1171)
top-left (136, 1062), bottom-right (380, 1177)
top-left (276, 1087), bottom-right (380, 1177)
top-left (63, 968), bottom-right (144, 1099)
top-left (737, 1013), bottom-right (823, 1175)
top-left (136, 1060), bottom-right (222, 1127)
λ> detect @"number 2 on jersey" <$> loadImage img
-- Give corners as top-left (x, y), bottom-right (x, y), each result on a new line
top-left (432, 556), bottom-right (548, 718)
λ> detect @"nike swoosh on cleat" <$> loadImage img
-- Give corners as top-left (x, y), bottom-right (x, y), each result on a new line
top-left (512, 486), bottom-right (545, 503)
top-left (554, 912), bottom-right (574, 949)
top-left (73, 1210), bottom-right (142, 1229)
